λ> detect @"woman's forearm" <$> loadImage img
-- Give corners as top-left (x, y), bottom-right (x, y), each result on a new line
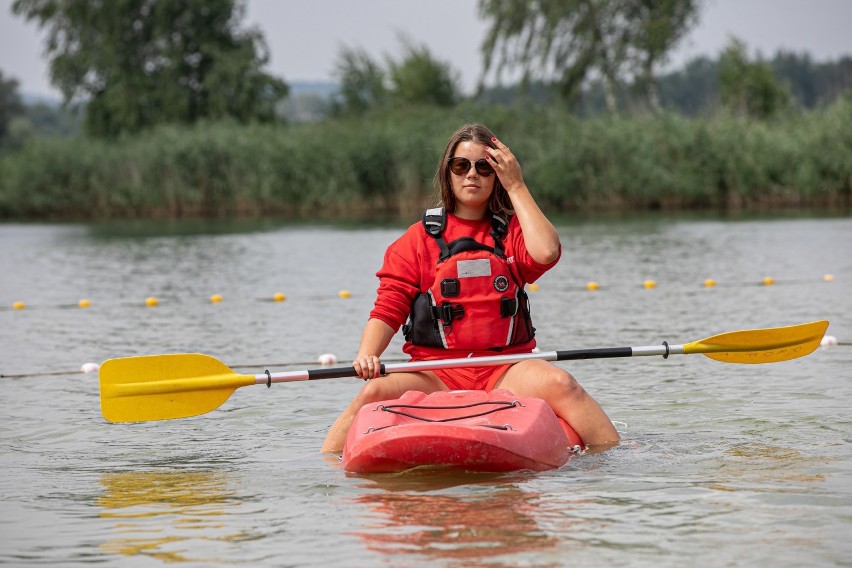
top-left (357, 318), bottom-right (396, 358)
top-left (509, 184), bottom-right (561, 265)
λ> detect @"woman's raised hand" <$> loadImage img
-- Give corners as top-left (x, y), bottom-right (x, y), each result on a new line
top-left (485, 136), bottom-right (525, 192)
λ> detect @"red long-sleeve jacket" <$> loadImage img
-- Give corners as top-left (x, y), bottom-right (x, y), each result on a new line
top-left (369, 213), bottom-right (560, 360)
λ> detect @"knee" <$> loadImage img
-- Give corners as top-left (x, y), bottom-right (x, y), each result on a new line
top-left (354, 379), bottom-right (394, 406)
top-left (545, 368), bottom-right (584, 399)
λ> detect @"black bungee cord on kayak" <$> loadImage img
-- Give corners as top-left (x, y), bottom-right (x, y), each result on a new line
top-left (372, 399), bottom-right (523, 425)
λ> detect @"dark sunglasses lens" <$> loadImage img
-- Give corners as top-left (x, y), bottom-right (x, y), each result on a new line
top-left (449, 158), bottom-right (471, 176)
top-left (474, 159), bottom-right (494, 176)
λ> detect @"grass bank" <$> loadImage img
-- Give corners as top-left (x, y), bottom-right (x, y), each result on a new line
top-left (1, 99), bottom-right (850, 219)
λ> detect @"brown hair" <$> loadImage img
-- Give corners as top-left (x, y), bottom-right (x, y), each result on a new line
top-left (434, 123), bottom-right (513, 218)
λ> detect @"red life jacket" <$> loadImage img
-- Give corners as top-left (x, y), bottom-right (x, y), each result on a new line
top-left (403, 208), bottom-right (535, 351)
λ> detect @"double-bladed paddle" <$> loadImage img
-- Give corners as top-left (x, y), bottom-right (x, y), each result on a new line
top-left (99, 320), bottom-right (828, 423)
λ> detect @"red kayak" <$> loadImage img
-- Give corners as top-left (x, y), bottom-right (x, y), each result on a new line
top-left (341, 389), bottom-right (584, 474)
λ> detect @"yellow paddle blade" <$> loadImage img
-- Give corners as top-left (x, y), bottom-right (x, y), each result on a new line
top-left (99, 353), bottom-right (255, 423)
top-left (683, 320), bottom-right (829, 364)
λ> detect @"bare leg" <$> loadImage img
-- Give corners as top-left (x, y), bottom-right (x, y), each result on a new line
top-left (494, 360), bottom-right (620, 448)
top-left (321, 371), bottom-right (448, 453)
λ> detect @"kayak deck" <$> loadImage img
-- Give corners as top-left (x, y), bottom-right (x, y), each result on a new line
top-left (341, 389), bottom-right (584, 474)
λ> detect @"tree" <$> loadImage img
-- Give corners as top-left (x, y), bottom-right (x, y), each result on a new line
top-left (771, 50), bottom-right (818, 109)
top-left (811, 56), bottom-right (852, 106)
top-left (479, 0), bottom-right (628, 112)
top-left (478, 0), bottom-right (702, 112)
top-left (12, 0), bottom-right (288, 137)
top-left (387, 37), bottom-right (460, 108)
top-left (333, 38), bottom-right (459, 115)
top-left (719, 38), bottom-right (791, 119)
top-left (333, 46), bottom-right (388, 116)
top-left (627, 0), bottom-right (702, 111)
top-left (0, 70), bottom-right (25, 142)
top-left (656, 55), bottom-right (719, 114)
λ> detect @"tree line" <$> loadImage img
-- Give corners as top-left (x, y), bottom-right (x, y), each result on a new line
top-left (4, 44), bottom-right (850, 148)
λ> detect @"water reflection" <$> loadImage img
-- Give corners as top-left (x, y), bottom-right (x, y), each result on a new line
top-left (97, 469), bottom-right (252, 563)
top-left (350, 471), bottom-right (566, 567)
top-left (710, 443), bottom-right (829, 488)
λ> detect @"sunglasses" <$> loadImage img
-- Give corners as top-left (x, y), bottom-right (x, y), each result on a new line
top-left (448, 157), bottom-right (494, 177)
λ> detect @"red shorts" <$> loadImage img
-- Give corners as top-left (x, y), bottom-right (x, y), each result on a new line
top-left (432, 364), bottom-right (512, 391)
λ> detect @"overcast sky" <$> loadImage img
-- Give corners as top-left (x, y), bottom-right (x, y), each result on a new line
top-left (2, 0), bottom-right (851, 99)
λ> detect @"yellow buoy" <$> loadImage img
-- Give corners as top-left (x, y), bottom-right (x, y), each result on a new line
top-left (703, 279), bottom-right (716, 288)
top-left (12, 301), bottom-right (26, 310)
top-left (145, 296), bottom-right (159, 307)
top-left (823, 274), bottom-right (835, 282)
top-left (273, 292), bottom-right (286, 302)
top-left (586, 282), bottom-right (600, 291)
top-left (528, 283), bottom-right (540, 292)
top-left (643, 280), bottom-right (657, 289)
top-left (210, 294), bottom-right (223, 304)
top-left (339, 290), bottom-right (352, 299)
top-left (762, 276), bottom-right (775, 286)
top-left (78, 299), bottom-right (92, 308)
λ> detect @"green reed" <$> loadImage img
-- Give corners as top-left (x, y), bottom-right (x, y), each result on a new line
top-left (1, 98), bottom-right (850, 219)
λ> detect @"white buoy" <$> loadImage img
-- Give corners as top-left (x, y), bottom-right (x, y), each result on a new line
top-left (317, 353), bottom-right (338, 366)
top-left (820, 335), bottom-right (838, 349)
top-left (81, 362), bottom-right (100, 373)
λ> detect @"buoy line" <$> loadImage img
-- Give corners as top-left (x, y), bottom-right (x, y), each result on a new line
top-left (0, 354), bottom-right (408, 380)
top-left (2, 362), bottom-right (102, 379)
top-left (2, 273), bottom-right (840, 312)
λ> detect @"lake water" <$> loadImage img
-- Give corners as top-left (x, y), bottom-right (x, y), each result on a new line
top-left (1, 213), bottom-right (851, 566)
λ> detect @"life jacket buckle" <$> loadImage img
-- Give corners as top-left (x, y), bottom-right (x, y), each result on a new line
top-left (432, 303), bottom-right (464, 328)
top-left (500, 297), bottom-right (519, 318)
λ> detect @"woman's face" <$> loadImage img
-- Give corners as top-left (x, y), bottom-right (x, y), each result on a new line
top-left (448, 141), bottom-right (496, 219)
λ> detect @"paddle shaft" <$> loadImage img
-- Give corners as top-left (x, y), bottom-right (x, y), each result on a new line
top-left (252, 345), bottom-right (677, 385)
top-left (98, 321), bottom-right (828, 422)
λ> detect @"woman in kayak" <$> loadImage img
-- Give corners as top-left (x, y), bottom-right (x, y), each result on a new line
top-left (321, 123), bottom-right (619, 453)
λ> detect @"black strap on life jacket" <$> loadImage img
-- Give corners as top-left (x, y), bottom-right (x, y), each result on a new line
top-left (423, 207), bottom-right (450, 260)
top-left (489, 214), bottom-right (509, 258)
top-left (421, 207), bottom-right (509, 261)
